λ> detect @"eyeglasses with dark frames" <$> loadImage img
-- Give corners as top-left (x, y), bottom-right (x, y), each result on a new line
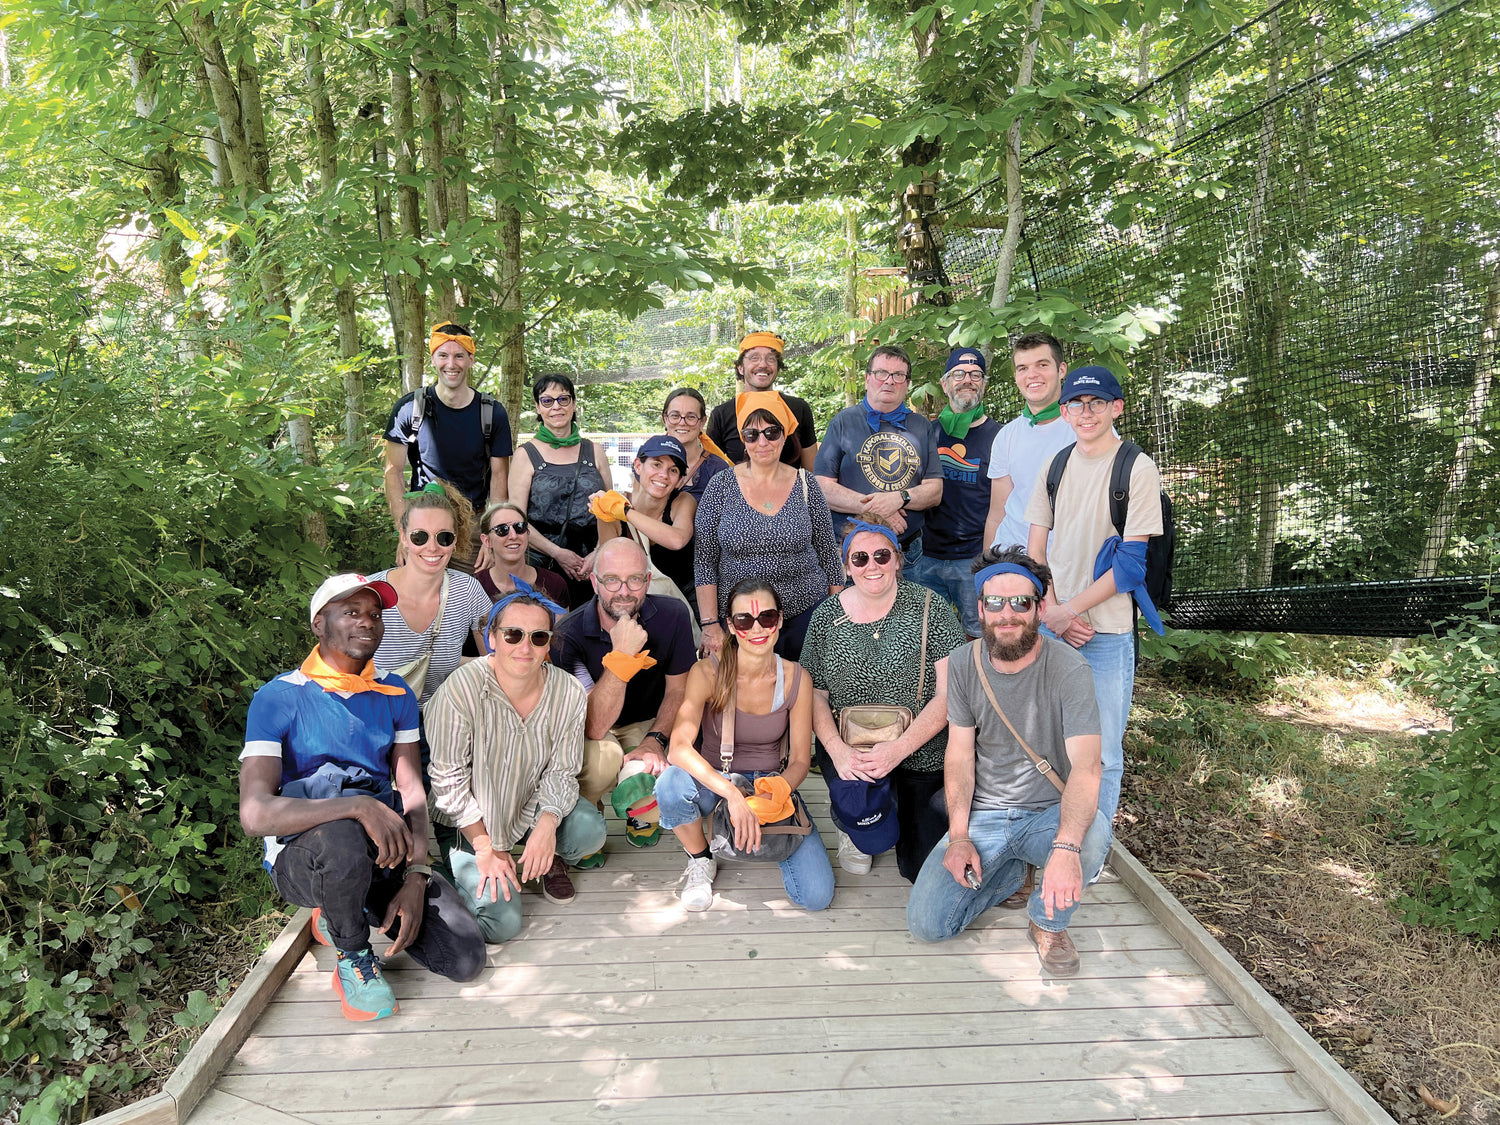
top-left (729, 608), bottom-right (781, 632)
top-left (1061, 398), bottom-right (1112, 416)
top-left (537, 394), bottom-right (574, 408)
top-left (664, 410), bottom-right (703, 425)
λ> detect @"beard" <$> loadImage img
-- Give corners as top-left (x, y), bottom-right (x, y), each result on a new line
top-left (984, 616), bottom-right (1041, 663)
top-left (602, 590), bottom-right (644, 621)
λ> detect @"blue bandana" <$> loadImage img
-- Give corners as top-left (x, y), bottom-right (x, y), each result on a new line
top-left (485, 577), bottom-right (566, 653)
top-left (972, 562), bottom-right (1045, 597)
top-left (863, 399), bottom-right (911, 433)
top-left (841, 520), bottom-right (900, 560)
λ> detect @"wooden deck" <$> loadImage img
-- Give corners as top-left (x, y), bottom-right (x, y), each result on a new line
top-left (171, 779), bottom-right (1391, 1125)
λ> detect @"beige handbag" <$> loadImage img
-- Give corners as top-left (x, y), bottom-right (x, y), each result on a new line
top-left (837, 589), bottom-right (931, 747)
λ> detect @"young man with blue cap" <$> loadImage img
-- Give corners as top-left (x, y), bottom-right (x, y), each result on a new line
top-left (908, 347), bottom-right (1002, 638)
top-left (1023, 365), bottom-right (1163, 826)
top-left (907, 547), bottom-right (1107, 976)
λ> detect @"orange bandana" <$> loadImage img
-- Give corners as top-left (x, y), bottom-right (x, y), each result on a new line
top-left (428, 327), bottom-right (476, 356)
top-left (698, 432), bottom-right (732, 464)
top-left (735, 391), bottom-right (798, 439)
top-left (602, 650), bottom-right (658, 683)
top-left (745, 776), bottom-right (795, 824)
top-left (300, 646), bottom-right (407, 696)
top-left (738, 331), bottom-right (785, 356)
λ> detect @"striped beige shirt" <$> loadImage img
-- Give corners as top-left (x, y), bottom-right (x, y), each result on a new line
top-left (426, 659), bottom-right (586, 848)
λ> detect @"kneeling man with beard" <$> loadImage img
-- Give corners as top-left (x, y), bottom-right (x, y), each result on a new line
top-left (906, 547), bottom-right (1109, 976)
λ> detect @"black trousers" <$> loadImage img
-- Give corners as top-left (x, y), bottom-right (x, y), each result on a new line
top-left (815, 739), bottom-right (946, 883)
top-left (271, 819), bottom-right (486, 982)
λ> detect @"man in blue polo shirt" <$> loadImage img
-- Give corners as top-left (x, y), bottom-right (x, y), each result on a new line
top-left (239, 574), bottom-right (485, 1023)
top-left (815, 344), bottom-right (943, 560)
top-left (551, 538), bottom-right (697, 856)
top-left (909, 347), bottom-right (1003, 638)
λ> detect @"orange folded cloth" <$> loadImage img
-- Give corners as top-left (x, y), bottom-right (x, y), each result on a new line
top-left (300, 646), bottom-right (406, 696)
top-left (589, 490), bottom-right (630, 522)
top-left (745, 776), bottom-right (795, 824)
top-left (602, 650), bottom-right (657, 682)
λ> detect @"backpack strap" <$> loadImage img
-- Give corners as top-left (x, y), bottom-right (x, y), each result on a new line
top-left (1109, 441), bottom-right (1142, 539)
top-left (1044, 443), bottom-right (1076, 521)
top-left (969, 641), bottom-right (1065, 795)
top-left (478, 394), bottom-right (495, 444)
top-left (406, 387), bottom-right (436, 492)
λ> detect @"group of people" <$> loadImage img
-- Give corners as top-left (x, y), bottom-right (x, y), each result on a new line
top-left (240, 326), bottom-right (1166, 1022)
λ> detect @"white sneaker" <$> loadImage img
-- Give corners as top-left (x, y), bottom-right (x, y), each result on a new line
top-left (680, 855), bottom-right (717, 912)
top-left (837, 830), bottom-right (872, 875)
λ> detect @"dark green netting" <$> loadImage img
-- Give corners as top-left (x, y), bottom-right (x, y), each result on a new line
top-left (944, 0), bottom-right (1499, 636)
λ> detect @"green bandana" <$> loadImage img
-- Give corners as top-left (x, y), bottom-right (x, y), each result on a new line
top-left (533, 421), bottom-right (582, 448)
top-left (1024, 401), bottom-right (1062, 427)
top-left (938, 404), bottom-right (986, 440)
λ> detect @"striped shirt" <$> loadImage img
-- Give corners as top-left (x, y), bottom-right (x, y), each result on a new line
top-left (370, 569), bottom-right (490, 706)
top-left (425, 658), bottom-right (586, 848)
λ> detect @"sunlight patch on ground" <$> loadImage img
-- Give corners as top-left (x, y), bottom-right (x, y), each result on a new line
top-left (1318, 858), bottom-right (1381, 903)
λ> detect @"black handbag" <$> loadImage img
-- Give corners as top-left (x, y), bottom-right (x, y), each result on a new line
top-left (706, 672), bottom-right (813, 863)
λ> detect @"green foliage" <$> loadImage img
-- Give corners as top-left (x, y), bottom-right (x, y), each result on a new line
top-left (1393, 544), bottom-right (1500, 940)
top-left (1138, 626), bottom-right (1298, 692)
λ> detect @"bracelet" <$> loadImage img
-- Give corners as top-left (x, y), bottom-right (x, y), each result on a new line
top-left (947, 835), bottom-right (972, 846)
top-left (406, 863), bottom-right (432, 878)
top-left (1051, 841), bottom-right (1082, 854)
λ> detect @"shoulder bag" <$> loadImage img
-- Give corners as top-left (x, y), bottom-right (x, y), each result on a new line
top-left (837, 588), bottom-right (932, 747)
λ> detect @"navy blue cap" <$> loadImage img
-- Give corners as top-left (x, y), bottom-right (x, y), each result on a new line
top-left (825, 775), bottom-right (899, 855)
top-left (634, 434), bottom-right (688, 471)
top-left (945, 347), bottom-right (987, 375)
top-left (1059, 365), bottom-right (1124, 403)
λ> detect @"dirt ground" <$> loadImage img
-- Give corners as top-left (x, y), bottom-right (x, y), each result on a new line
top-left (1118, 674), bottom-right (1499, 1125)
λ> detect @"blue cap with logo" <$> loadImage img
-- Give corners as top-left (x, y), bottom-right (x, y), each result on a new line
top-left (1059, 365), bottom-right (1124, 403)
top-left (825, 774), bottom-right (900, 855)
top-left (634, 434), bottom-right (689, 472)
top-left (945, 347), bottom-right (987, 375)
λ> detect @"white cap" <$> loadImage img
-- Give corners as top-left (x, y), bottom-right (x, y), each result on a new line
top-left (309, 573), bottom-right (398, 623)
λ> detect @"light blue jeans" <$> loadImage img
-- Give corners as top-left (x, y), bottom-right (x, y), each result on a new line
top-left (1041, 625), bottom-right (1133, 823)
top-left (655, 765), bottom-right (835, 911)
top-left (906, 804), bottom-right (1111, 941)
top-left (907, 552), bottom-right (982, 637)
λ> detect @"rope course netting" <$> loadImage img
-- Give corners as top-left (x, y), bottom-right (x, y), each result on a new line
top-left (945, 0), bottom-right (1500, 636)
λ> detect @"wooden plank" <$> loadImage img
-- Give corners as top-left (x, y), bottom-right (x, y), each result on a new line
top-left (227, 1003), bottom-right (1261, 1074)
top-left (251, 973), bottom-right (1233, 1035)
top-left (161, 909), bottom-right (314, 1123)
top-left (83, 1091), bottom-right (177, 1125)
top-left (1109, 844), bottom-right (1395, 1125)
top-left (183, 1089), bottom-right (317, 1124)
top-left (215, 1036), bottom-right (1302, 1112)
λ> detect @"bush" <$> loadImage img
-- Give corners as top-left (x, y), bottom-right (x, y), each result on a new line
top-left (1137, 626), bottom-right (1297, 692)
top-left (1394, 577), bottom-right (1500, 940)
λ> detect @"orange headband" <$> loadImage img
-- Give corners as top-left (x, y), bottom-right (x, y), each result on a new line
top-left (738, 331), bottom-right (784, 356)
top-left (429, 327), bottom-right (476, 356)
top-left (735, 391), bottom-right (798, 439)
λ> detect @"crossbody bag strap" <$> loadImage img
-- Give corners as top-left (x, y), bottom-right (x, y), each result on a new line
top-left (916, 588), bottom-right (931, 702)
top-left (969, 641), bottom-right (1065, 795)
top-left (423, 572), bottom-right (449, 658)
top-left (720, 680), bottom-right (736, 773)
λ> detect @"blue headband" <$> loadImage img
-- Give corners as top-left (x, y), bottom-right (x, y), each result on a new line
top-left (485, 578), bottom-right (566, 653)
top-left (841, 520), bottom-right (900, 559)
top-left (973, 562), bottom-right (1045, 596)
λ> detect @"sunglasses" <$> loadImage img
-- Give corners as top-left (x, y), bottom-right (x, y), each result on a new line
top-left (598, 574), bottom-right (650, 591)
top-left (740, 424), bottom-right (784, 445)
top-left (408, 529), bottom-right (456, 547)
top-left (981, 594), bottom-right (1040, 613)
top-left (848, 548), bottom-right (894, 568)
top-left (497, 627), bottom-right (553, 648)
top-left (486, 520), bottom-right (527, 537)
top-left (729, 608), bottom-right (781, 632)
top-left (537, 394), bottom-right (573, 408)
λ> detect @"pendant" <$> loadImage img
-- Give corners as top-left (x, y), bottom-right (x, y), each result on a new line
top-left (872, 628), bottom-right (881, 640)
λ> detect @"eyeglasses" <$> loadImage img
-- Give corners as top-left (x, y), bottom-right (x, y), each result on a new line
top-left (741, 424), bottom-right (784, 445)
top-left (486, 520), bottom-right (527, 537)
top-left (848, 548), bottom-right (894, 568)
top-left (537, 394), bottom-right (573, 408)
top-left (664, 411), bottom-right (702, 425)
top-left (729, 608), bottom-right (781, 632)
top-left (497, 627), bottom-right (553, 648)
top-left (1062, 398), bottom-right (1113, 416)
top-left (981, 594), bottom-right (1040, 613)
top-left (869, 368), bottom-right (910, 385)
top-left (946, 368), bottom-right (985, 383)
top-left (408, 529), bottom-right (456, 547)
top-left (597, 573), bottom-right (650, 591)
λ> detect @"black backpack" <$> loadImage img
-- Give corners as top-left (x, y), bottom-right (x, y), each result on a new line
top-left (1044, 440), bottom-right (1175, 615)
top-left (406, 385), bottom-right (499, 493)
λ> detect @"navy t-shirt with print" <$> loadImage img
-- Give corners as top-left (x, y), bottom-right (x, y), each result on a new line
top-left (813, 406), bottom-right (942, 544)
top-left (924, 416), bottom-right (1002, 560)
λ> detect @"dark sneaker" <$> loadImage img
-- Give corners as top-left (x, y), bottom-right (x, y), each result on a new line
top-left (1028, 922), bottom-right (1081, 977)
top-left (332, 947), bottom-right (397, 1021)
top-left (1002, 865), bottom-right (1035, 909)
top-left (539, 857), bottom-right (576, 905)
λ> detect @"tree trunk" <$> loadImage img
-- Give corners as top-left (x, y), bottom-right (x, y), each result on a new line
top-left (844, 202), bottom-right (860, 406)
top-left (987, 0), bottom-right (1046, 317)
top-left (390, 0), bottom-right (427, 393)
top-left (489, 0), bottom-right (528, 426)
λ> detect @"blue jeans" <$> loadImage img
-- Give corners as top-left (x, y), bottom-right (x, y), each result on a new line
top-left (906, 805), bottom-right (1111, 941)
top-left (907, 552), bottom-right (982, 637)
top-left (655, 765), bottom-right (834, 911)
top-left (1041, 625), bottom-right (1133, 823)
top-left (439, 802), bottom-right (607, 943)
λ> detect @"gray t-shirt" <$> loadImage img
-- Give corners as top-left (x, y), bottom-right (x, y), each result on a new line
top-left (947, 637), bottom-right (1100, 810)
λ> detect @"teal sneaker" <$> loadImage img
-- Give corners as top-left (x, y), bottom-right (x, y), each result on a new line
top-left (332, 947), bottom-right (397, 1022)
top-left (309, 908), bottom-right (333, 947)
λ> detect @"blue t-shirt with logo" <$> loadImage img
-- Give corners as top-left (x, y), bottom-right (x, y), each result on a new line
top-left (813, 406), bottom-right (942, 544)
top-left (924, 416), bottom-right (1002, 560)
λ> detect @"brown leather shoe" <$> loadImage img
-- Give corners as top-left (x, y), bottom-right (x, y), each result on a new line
top-left (1002, 864), bottom-right (1035, 909)
top-left (539, 857), bottom-right (576, 905)
top-left (1028, 921), bottom-right (1080, 976)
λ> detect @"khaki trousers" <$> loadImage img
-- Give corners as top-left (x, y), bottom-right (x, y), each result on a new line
top-left (579, 718), bottom-right (655, 806)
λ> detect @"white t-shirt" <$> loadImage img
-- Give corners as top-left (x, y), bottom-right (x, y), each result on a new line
top-left (987, 414), bottom-right (1078, 551)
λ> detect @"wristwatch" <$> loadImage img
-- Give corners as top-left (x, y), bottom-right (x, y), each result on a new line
top-left (900, 489), bottom-right (911, 507)
top-left (643, 730), bottom-right (670, 751)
